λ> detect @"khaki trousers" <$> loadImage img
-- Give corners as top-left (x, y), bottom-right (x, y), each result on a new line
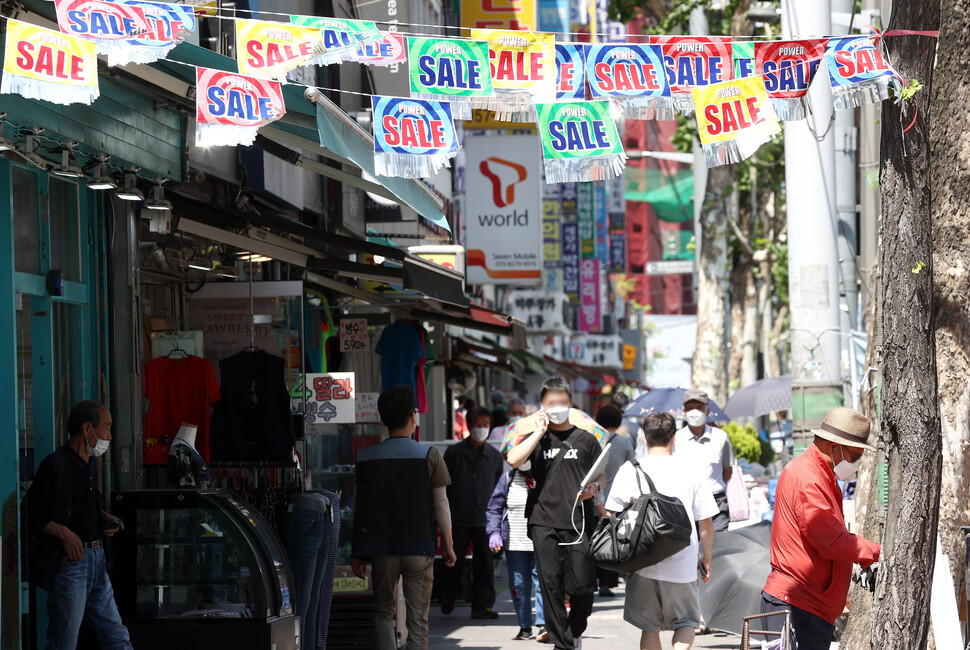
top-left (371, 555), bottom-right (434, 650)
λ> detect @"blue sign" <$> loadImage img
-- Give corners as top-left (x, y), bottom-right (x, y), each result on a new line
top-left (562, 222), bottom-right (580, 302)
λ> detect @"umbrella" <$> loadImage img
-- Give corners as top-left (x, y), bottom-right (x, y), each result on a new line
top-left (700, 521), bottom-right (773, 635)
top-left (623, 388), bottom-right (729, 423)
top-left (724, 376), bottom-right (793, 419)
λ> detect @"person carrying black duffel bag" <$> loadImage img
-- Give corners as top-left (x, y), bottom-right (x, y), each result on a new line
top-left (602, 412), bottom-right (719, 650)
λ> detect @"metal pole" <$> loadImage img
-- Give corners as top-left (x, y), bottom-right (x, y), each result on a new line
top-left (781, 0), bottom-right (844, 454)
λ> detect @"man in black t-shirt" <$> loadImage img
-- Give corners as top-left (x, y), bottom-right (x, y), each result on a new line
top-left (507, 377), bottom-right (603, 650)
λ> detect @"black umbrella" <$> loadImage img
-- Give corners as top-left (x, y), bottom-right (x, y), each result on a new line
top-left (724, 376), bottom-right (793, 419)
top-left (624, 387), bottom-right (729, 423)
top-left (700, 522), bottom-right (773, 635)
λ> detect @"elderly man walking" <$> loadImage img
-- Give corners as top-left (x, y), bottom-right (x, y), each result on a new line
top-left (759, 407), bottom-right (881, 649)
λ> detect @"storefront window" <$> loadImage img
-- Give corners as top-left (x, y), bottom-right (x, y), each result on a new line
top-left (52, 302), bottom-right (84, 442)
top-left (13, 167), bottom-right (40, 275)
top-left (49, 177), bottom-right (83, 283)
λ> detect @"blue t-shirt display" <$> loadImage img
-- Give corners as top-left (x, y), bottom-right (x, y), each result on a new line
top-left (376, 320), bottom-right (426, 392)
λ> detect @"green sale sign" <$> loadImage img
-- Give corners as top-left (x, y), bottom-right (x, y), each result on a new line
top-left (535, 101), bottom-right (626, 184)
top-left (408, 38), bottom-right (492, 98)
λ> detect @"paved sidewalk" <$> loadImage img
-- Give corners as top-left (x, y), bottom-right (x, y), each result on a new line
top-left (428, 582), bottom-right (743, 650)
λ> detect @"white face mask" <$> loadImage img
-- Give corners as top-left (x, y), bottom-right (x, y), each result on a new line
top-left (833, 446), bottom-right (861, 480)
top-left (519, 460), bottom-right (532, 472)
top-left (545, 405), bottom-right (570, 425)
top-left (86, 433), bottom-right (110, 458)
top-left (685, 409), bottom-right (707, 428)
top-left (469, 427), bottom-right (490, 442)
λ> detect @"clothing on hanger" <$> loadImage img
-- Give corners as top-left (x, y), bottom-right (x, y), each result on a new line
top-left (143, 356), bottom-right (220, 464)
top-left (375, 320), bottom-right (425, 394)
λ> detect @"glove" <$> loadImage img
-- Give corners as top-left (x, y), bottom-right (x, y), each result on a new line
top-left (489, 533), bottom-right (503, 551)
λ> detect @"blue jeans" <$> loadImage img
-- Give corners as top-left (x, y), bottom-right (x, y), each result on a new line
top-left (506, 550), bottom-right (544, 628)
top-left (283, 496), bottom-right (332, 647)
top-left (46, 547), bottom-right (131, 650)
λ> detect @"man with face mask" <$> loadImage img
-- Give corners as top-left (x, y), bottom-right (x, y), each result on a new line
top-left (441, 406), bottom-right (504, 618)
top-left (673, 389), bottom-right (736, 533)
top-left (22, 400), bottom-right (132, 649)
top-left (489, 397), bottom-right (527, 442)
top-left (760, 407), bottom-right (881, 649)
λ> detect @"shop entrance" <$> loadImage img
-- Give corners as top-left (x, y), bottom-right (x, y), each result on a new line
top-left (0, 160), bottom-right (109, 650)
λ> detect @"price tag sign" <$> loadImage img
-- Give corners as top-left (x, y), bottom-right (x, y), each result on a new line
top-left (305, 372), bottom-right (355, 424)
top-left (355, 392), bottom-right (380, 423)
top-left (340, 318), bottom-right (369, 352)
top-left (334, 576), bottom-right (370, 593)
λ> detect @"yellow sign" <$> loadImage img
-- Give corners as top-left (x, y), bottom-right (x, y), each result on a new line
top-left (2, 20), bottom-right (99, 104)
top-left (692, 76), bottom-right (780, 145)
top-left (334, 576), bottom-right (370, 593)
top-left (461, 0), bottom-right (536, 31)
top-left (235, 19), bottom-right (326, 79)
top-left (361, 253), bottom-right (402, 295)
top-left (622, 344), bottom-right (637, 371)
top-left (417, 252), bottom-right (457, 271)
top-left (463, 109), bottom-right (537, 130)
top-left (472, 29), bottom-right (555, 93)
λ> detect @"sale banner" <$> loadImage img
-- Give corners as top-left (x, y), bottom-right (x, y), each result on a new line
top-left (55, 0), bottom-right (196, 65)
top-left (235, 19), bottom-right (327, 80)
top-left (1, 19), bottom-right (99, 105)
top-left (556, 43), bottom-right (585, 101)
top-left (825, 36), bottom-right (897, 111)
top-left (408, 38), bottom-right (492, 120)
top-left (304, 372), bottom-right (356, 425)
top-left (195, 67), bottom-right (286, 147)
top-left (471, 29), bottom-right (556, 121)
top-left (733, 41), bottom-right (755, 79)
top-left (355, 32), bottom-right (406, 67)
top-left (535, 100), bottom-right (626, 183)
top-left (290, 15), bottom-right (382, 65)
top-left (654, 35), bottom-right (733, 112)
top-left (586, 44), bottom-right (673, 119)
top-left (371, 95), bottom-right (459, 179)
top-left (753, 39), bottom-right (828, 120)
top-left (692, 75), bottom-right (781, 167)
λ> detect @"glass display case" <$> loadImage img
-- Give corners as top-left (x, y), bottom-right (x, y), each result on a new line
top-left (110, 490), bottom-right (300, 650)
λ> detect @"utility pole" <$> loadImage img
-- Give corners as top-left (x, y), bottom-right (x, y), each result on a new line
top-left (781, 0), bottom-right (844, 453)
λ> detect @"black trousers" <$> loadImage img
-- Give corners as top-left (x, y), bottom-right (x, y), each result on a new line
top-left (530, 524), bottom-right (596, 650)
top-left (442, 525), bottom-right (495, 610)
top-left (760, 591), bottom-right (835, 650)
top-left (712, 490), bottom-right (730, 532)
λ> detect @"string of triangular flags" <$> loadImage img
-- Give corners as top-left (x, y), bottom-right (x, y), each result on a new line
top-left (0, 1), bottom-right (906, 180)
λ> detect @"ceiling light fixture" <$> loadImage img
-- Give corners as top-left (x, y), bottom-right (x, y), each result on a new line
top-left (87, 157), bottom-right (117, 190)
top-left (235, 251), bottom-right (273, 263)
top-left (186, 258), bottom-right (213, 271)
top-left (51, 143), bottom-right (84, 178)
top-left (116, 168), bottom-right (144, 202)
top-left (213, 264), bottom-right (240, 279)
top-left (177, 218), bottom-right (308, 267)
top-left (0, 135), bottom-right (15, 152)
top-left (145, 179), bottom-right (172, 211)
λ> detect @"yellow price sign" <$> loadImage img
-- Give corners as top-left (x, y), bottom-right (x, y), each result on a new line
top-left (334, 576), bottom-right (370, 593)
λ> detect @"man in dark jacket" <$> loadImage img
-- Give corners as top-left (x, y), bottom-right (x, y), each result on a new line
top-left (22, 401), bottom-right (131, 650)
top-left (441, 406), bottom-right (504, 618)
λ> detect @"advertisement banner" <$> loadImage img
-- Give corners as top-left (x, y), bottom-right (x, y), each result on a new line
top-left (465, 133), bottom-right (542, 285)
top-left (290, 16), bottom-right (382, 65)
top-left (195, 68), bottom-right (286, 147)
top-left (579, 258), bottom-right (602, 333)
top-left (578, 182), bottom-right (594, 258)
top-left (609, 232), bottom-right (626, 273)
top-left (461, 0), bottom-right (537, 32)
top-left (594, 180), bottom-right (608, 264)
top-left (472, 29), bottom-right (556, 118)
top-left (542, 194), bottom-right (563, 292)
top-left (305, 372), bottom-right (356, 424)
top-left (653, 35), bottom-right (733, 111)
top-left (586, 43), bottom-right (673, 119)
top-left (235, 19), bottom-right (326, 80)
top-left (408, 37), bottom-right (492, 120)
top-left (355, 31), bottom-right (407, 68)
top-left (1, 19), bottom-right (99, 105)
top-left (55, 0), bottom-right (196, 66)
top-left (567, 334), bottom-right (623, 367)
top-left (539, 0), bottom-right (569, 33)
top-left (371, 95), bottom-right (459, 179)
top-left (825, 36), bottom-right (896, 111)
top-left (555, 43), bottom-right (586, 100)
top-left (535, 100), bottom-right (626, 183)
top-left (693, 76), bottom-right (781, 167)
top-left (562, 222), bottom-right (580, 303)
top-left (506, 289), bottom-right (569, 333)
top-left (561, 182), bottom-right (578, 220)
top-left (753, 39), bottom-right (827, 120)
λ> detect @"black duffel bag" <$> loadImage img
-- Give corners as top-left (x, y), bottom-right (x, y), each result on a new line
top-left (590, 460), bottom-right (693, 574)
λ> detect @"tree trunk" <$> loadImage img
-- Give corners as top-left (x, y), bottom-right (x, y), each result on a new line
top-left (692, 166), bottom-right (732, 405)
top-left (868, 0), bottom-right (942, 647)
top-left (728, 255), bottom-right (750, 390)
top-left (930, 0), bottom-right (970, 618)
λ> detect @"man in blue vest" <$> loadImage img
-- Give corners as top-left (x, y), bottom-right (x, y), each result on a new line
top-left (352, 385), bottom-right (457, 650)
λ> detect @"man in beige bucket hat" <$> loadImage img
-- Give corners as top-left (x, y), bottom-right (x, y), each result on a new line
top-left (759, 407), bottom-right (881, 649)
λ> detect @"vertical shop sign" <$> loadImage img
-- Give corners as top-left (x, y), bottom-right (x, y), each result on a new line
top-left (561, 182), bottom-right (578, 221)
top-left (305, 372), bottom-right (356, 424)
top-left (578, 182), bottom-right (594, 258)
top-left (593, 180), bottom-right (609, 264)
top-left (562, 222), bottom-right (581, 304)
top-left (339, 319), bottom-right (369, 352)
top-left (579, 258), bottom-right (602, 333)
top-left (542, 181), bottom-right (563, 292)
top-left (607, 175), bottom-right (626, 223)
top-left (609, 232), bottom-right (626, 273)
top-left (465, 133), bottom-right (543, 285)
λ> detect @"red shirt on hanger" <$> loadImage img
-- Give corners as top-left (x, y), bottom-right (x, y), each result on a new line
top-left (143, 356), bottom-right (221, 464)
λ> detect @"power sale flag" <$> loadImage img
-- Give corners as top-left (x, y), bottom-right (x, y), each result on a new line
top-left (235, 19), bottom-right (328, 81)
top-left (1, 19), bottom-right (99, 105)
top-left (733, 39), bottom-right (828, 120)
top-left (371, 96), bottom-right (460, 179)
top-left (693, 75), bottom-right (781, 167)
top-left (408, 37), bottom-right (492, 121)
top-left (355, 32), bottom-right (406, 68)
top-left (55, 0), bottom-right (196, 66)
top-left (586, 43), bottom-right (673, 120)
top-left (653, 35), bottom-right (734, 113)
top-left (290, 15), bottom-right (382, 65)
top-left (471, 29), bottom-right (557, 122)
top-left (195, 67), bottom-right (286, 147)
top-left (825, 36), bottom-right (898, 111)
top-left (556, 43), bottom-right (586, 101)
top-left (536, 100), bottom-right (626, 183)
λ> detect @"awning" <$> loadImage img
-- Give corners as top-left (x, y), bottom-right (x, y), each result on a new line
top-left (412, 305), bottom-right (527, 348)
top-left (453, 339), bottom-right (526, 377)
top-left (625, 168), bottom-right (694, 223)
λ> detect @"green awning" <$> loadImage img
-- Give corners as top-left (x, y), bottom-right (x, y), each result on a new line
top-left (625, 168), bottom-right (695, 223)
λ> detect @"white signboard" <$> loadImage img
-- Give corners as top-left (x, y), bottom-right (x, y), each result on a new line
top-left (464, 134), bottom-right (543, 286)
top-left (645, 260), bottom-right (695, 276)
top-left (340, 319), bottom-right (369, 353)
top-left (506, 290), bottom-right (570, 333)
top-left (566, 335), bottom-right (624, 368)
top-left (355, 392), bottom-right (380, 423)
top-left (305, 372), bottom-right (356, 425)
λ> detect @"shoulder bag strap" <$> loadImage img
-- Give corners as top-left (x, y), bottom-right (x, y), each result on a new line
top-left (545, 428), bottom-right (586, 479)
top-left (631, 459), bottom-right (658, 495)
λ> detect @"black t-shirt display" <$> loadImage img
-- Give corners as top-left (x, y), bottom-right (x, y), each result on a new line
top-left (528, 426), bottom-right (601, 530)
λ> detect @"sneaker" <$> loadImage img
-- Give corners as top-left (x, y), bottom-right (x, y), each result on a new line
top-left (536, 626), bottom-right (549, 643)
top-left (574, 636), bottom-right (582, 649)
top-left (471, 608), bottom-right (500, 619)
top-left (440, 598), bottom-right (455, 615)
top-left (514, 627), bottom-right (533, 640)
top-left (598, 587), bottom-right (616, 598)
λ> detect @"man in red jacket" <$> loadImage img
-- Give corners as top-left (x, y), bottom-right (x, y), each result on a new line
top-left (761, 407), bottom-right (881, 648)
